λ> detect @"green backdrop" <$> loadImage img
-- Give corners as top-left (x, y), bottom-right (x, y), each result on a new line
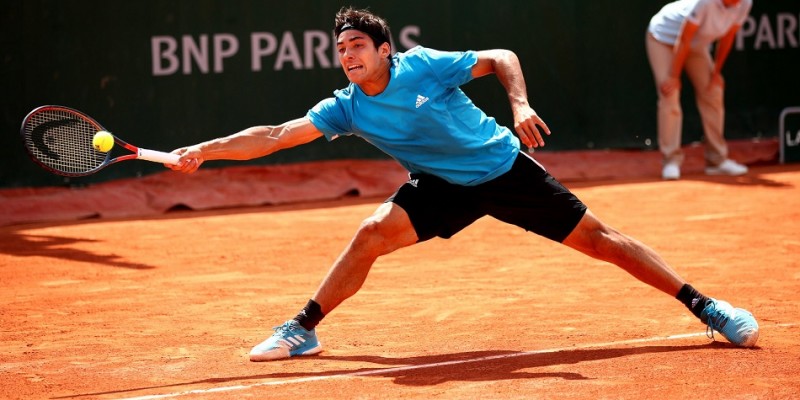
top-left (2, 0), bottom-right (799, 187)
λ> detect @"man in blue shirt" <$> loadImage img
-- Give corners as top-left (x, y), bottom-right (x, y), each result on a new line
top-left (309, 45), bottom-right (520, 186)
top-left (168, 7), bottom-right (758, 361)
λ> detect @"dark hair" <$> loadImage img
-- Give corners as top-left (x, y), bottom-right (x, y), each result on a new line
top-left (334, 7), bottom-right (392, 59)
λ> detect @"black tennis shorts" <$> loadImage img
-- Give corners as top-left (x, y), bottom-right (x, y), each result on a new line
top-left (388, 152), bottom-right (587, 243)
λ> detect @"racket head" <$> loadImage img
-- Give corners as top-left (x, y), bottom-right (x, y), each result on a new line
top-left (20, 105), bottom-right (113, 177)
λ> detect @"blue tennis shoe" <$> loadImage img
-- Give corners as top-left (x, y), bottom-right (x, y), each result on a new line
top-left (250, 320), bottom-right (323, 361)
top-left (700, 298), bottom-right (759, 347)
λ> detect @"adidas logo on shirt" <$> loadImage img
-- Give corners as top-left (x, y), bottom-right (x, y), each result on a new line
top-left (415, 95), bottom-right (429, 108)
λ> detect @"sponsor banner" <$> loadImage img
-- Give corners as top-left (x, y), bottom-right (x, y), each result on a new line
top-left (2, 1), bottom-right (798, 187)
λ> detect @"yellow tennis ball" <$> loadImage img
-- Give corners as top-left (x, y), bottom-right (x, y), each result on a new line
top-left (92, 131), bottom-right (114, 152)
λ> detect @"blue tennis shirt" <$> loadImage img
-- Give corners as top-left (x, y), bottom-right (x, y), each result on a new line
top-left (307, 46), bottom-right (521, 186)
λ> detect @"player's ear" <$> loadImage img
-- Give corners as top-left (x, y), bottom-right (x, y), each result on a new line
top-left (378, 42), bottom-right (391, 58)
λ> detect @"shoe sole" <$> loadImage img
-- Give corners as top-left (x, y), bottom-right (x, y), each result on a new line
top-left (704, 169), bottom-right (747, 176)
top-left (249, 344), bottom-right (323, 362)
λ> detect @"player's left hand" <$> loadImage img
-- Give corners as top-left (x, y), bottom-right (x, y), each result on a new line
top-left (513, 106), bottom-right (551, 149)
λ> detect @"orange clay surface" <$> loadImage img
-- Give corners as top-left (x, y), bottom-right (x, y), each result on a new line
top-left (2, 164), bottom-right (800, 400)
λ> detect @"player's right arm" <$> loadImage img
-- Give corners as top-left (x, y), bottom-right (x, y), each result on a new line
top-left (168, 117), bottom-right (323, 173)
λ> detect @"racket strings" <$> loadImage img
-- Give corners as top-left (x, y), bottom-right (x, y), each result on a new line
top-left (23, 109), bottom-right (107, 174)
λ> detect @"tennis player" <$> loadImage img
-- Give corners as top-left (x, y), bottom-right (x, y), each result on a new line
top-left (168, 7), bottom-right (759, 361)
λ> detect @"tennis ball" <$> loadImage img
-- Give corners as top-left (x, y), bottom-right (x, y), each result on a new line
top-left (92, 131), bottom-right (114, 152)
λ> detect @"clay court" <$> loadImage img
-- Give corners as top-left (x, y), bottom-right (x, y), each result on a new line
top-left (2, 155), bottom-right (800, 399)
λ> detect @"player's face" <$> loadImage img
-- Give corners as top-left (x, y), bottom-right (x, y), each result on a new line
top-left (336, 30), bottom-right (390, 89)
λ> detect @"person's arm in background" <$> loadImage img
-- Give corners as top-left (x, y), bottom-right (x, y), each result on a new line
top-left (661, 19), bottom-right (700, 96)
top-left (710, 24), bottom-right (741, 89)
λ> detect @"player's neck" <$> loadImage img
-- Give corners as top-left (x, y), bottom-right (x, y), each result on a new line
top-left (357, 62), bottom-right (391, 96)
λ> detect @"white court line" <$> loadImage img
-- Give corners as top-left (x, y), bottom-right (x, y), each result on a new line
top-left (684, 212), bottom-right (744, 221)
top-left (120, 323), bottom-right (797, 400)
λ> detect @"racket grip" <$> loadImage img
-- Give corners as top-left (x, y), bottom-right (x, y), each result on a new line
top-left (137, 148), bottom-right (181, 165)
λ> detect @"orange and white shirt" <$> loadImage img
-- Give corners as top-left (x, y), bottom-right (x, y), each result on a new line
top-left (648, 0), bottom-right (752, 49)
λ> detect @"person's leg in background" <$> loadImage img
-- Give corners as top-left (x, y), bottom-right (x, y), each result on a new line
top-left (646, 33), bottom-right (685, 180)
top-left (684, 48), bottom-right (748, 175)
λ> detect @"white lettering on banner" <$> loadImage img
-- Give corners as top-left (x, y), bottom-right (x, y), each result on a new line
top-left (214, 34), bottom-right (239, 73)
top-left (152, 34), bottom-right (239, 75)
top-left (788, 130), bottom-right (800, 147)
top-left (399, 25), bottom-right (420, 50)
top-left (737, 12), bottom-right (800, 50)
top-left (183, 35), bottom-right (208, 74)
top-left (275, 31), bottom-right (302, 71)
top-left (304, 30), bottom-right (331, 69)
top-left (152, 26), bottom-right (421, 76)
top-left (152, 36), bottom-right (178, 76)
top-left (251, 32), bottom-right (277, 72)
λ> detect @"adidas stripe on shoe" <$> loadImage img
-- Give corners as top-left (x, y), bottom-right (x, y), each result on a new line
top-left (249, 320), bottom-right (322, 361)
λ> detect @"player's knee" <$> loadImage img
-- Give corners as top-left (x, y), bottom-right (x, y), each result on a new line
top-left (571, 223), bottom-right (624, 260)
top-left (356, 217), bottom-right (381, 236)
top-left (352, 218), bottom-right (392, 252)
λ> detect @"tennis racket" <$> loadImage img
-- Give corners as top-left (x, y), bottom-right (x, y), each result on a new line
top-left (20, 105), bottom-right (180, 177)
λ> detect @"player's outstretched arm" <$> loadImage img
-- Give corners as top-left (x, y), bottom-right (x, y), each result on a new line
top-left (472, 49), bottom-right (550, 149)
top-left (168, 117), bottom-right (323, 173)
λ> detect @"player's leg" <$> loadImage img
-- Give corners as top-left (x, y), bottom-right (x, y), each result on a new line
top-left (646, 33), bottom-right (684, 179)
top-left (312, 201), bottom-right (419, 314)
top-left (561, 208), bottom-right (684, 296)
top-left (249, 201), bottom-right (418, 361)
top-left (561, 210), bottom-right (758, 347)
top-left (250, 175), bottom-right (483, 361)
top-left (483, 152), bottom-right (758, 347)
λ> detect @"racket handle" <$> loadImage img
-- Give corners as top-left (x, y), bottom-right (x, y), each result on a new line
top-left (137, 148), bottom-right (181, 165)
